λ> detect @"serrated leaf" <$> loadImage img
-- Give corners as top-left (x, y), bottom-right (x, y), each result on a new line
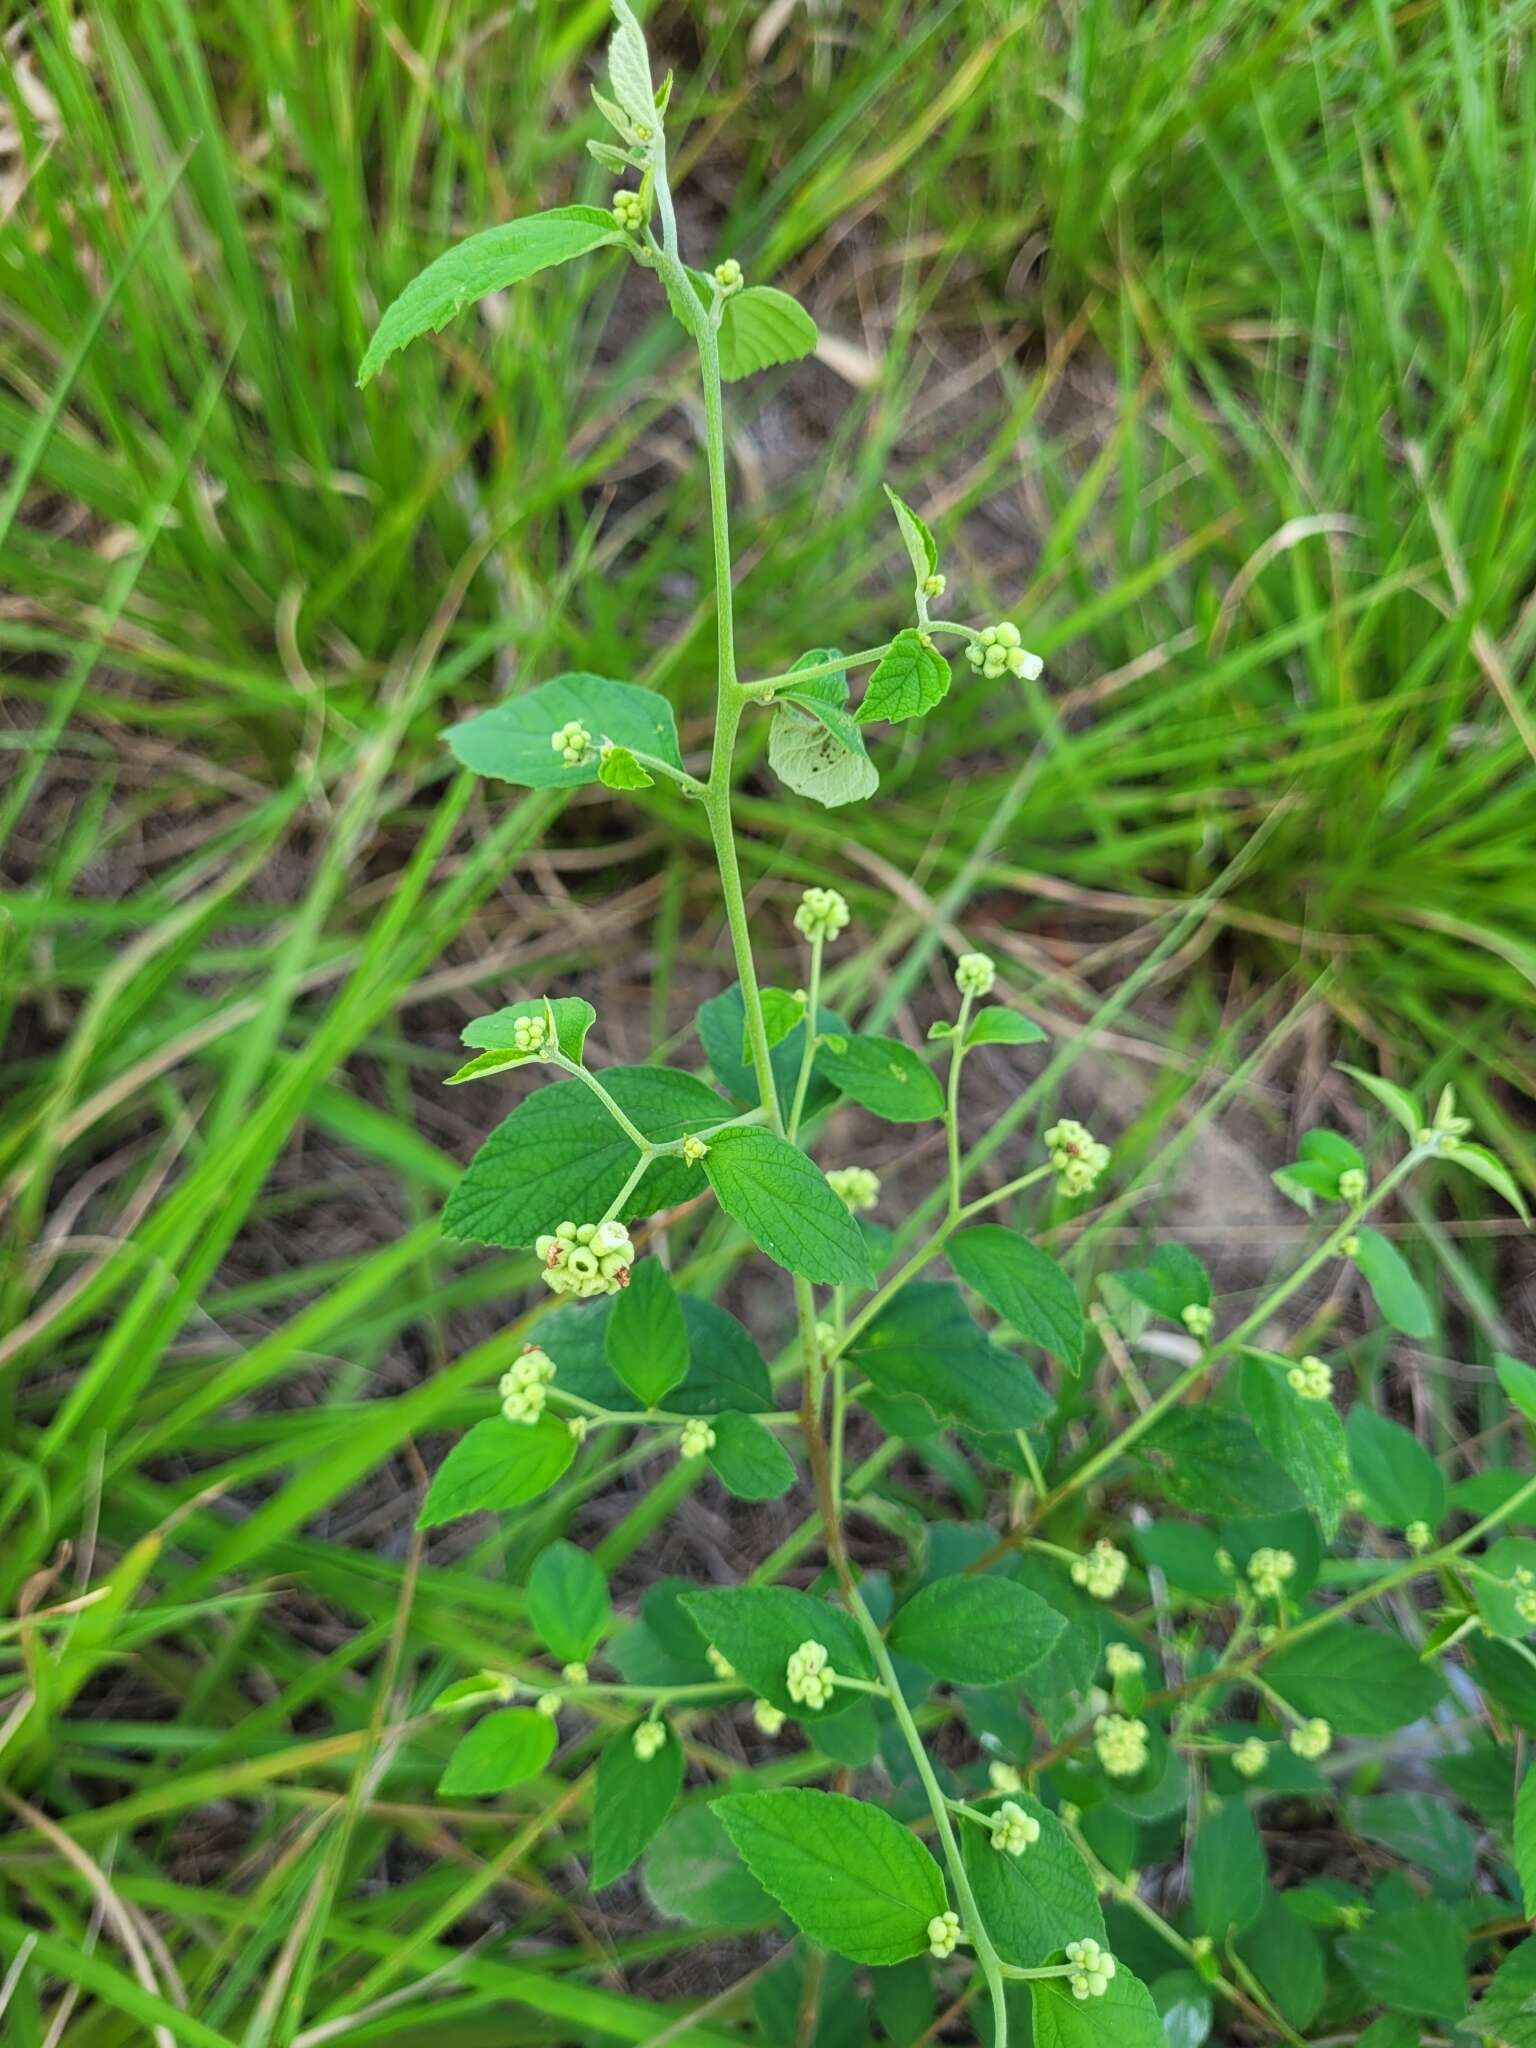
top-left (1447, 1141), bottom-right (1531, 1221)
top-left (1346, 1792), bottom-right (1477, 1897)
top-left (446, 674), bottom-right (681, 790)
top-left (1264, 1625), bottom-right (1445, 1733)
top-left (888, 1575), bottom-right (1064, 1684)
top-left (1140, 1410), bottom-right (1301, 1516)
top-left (439, 1706), bottom-right (555, 1796)
top-left (814, 1034), bottom-right (944, 1122)
top-left (1191, 1799), bottom-right (1266, 1939)
top-left (717, 285), bottom-right (819, 380)
top-left (1336, 1062), bottom-right (1423, 1138)
top-left (1351, 1225), bottom-right (1433, 1338)
top-left (643, 1804), bottom-right (775, 1929)
top-left (605, 1257), bottom-right (689, 1407)
top-left (947, 1227), bottom-right (1085, 1373)
top-left (883, 484), bottom-right (938, 585)
top-left (856, 628), bottom-right (951, 725)
top-left (1111, 1242), bottom-right (1212, 1320)
top-left (1463, 1935), bottom-right (1536, 2046)
top-left (960, 1798), bottom-right (1103, 1967)
top-left (605, 0), bottom-right (656, 126)
top-left (418, 1414), bottom-right (576, 1528)
top-left (768, 698), bottom-right (879, 808)
top-left (705, 1412), bottom-right (796, 1500)
top-left (964, 1005), bottom-right (1048, 1048)
top-left (672, 1297), bottom-right (774, 1416)
top-left (680, 1586), bottom-right (871, 1717)
top-left (697, 984), bottom-right (847, 1120)
top-left (527, 1539), bottom-right (610, 1664)
top-left (442, 1066), bottom-right (725, 1248)
top-left (598, 744), bottom-right (654, 790)
top-left (591, 1720), bottom-right (683, 1888)
top-left (432, 1671), bottom-right (516, 1715)
top-left (1346, 1404), bottom-right (1445, 1529)
top-left (1241, 1355), bottom-right (1350, 1538)
top-left (715, 1788), bottom-right (946, 1965)
top-left (461, 996), bottom-right (596, 1064)
top-left (1030, 1966), bottom-right (1165, 2048)
top-left (702, 1126), bottom-right (872, 1285)
top-left (852, 1282), bottom-right (1054, 1433)
top-left (1235, 1894), bottom-right (1325, 2030)
top-left (1338, 1901), bottom-right (1467, 2020)
top-left (750, 987), bottom-right (807, 1058)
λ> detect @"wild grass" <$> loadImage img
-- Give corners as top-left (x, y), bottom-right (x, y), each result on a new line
top-left (1, 0), bottom-right (1533, 2038)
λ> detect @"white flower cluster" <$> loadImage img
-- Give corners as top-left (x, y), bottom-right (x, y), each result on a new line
top-left (679, 1417), bottom-right (716, 1459)
top-left (611, 190), bottom-right (644, 231)
top-left (550, 719), bottom-right (592, 766)
top-left (632, 1720), bottom-right (666, 1761)
top-left (965, 621), bottom-right (1042, 682)
top-left (1071, 1539), bottom-right (1127, 1601)
top-left (1065, 1937), bottom-right (1116, 2000)
top-left (1232, 1737), bottom-right (1269, 1778)
top-left (536, 1220), bottom-right (635, 1299)
top-left (1093, 1714), bottom-right (1149, 1778)
top-left (954, 950), bottom-right (996, 997)
top-left (989, 1761), bottom-right (1023, 1794)
top-left (794, 886), bottom-right (850, 944)
top-left (927, 1910), bottom-right (962, 1959)
top-left (1288, 1716), bottom-right (1332, 1760)
top-left (1248, 1547), bottom-right (1296, 1599)
top-left (1338, 1166), bottom-right (1368, 1204)
top-left (1044, 1118), bottom-right (1111, 1197)
top-left (753, 1698), bottom-right (786, 1736)
top-left (1287, 1354), bottom-right (1332, 1401)
top-left (785, 1638), bottom-right (836, 1710)
top-left (827, 1166), bottom-right (880, 1212)
top-left (509, 1014), bottom-right (549, 1055)
top-left (1181, 1302), bottom-right (1214, 1339)
top-left (990, 1799), bottom-right (1040, 1856)
top-left (1105, 1642), bottom-right (1144, 1680)
top-left (713, 258), bottom-right (743, 294)
top-left (500, 1345), bottom-right (557, 1424)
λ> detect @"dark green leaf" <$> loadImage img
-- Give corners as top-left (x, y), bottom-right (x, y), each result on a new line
top-left (1234, 1894), bottom-right (1325, 2029)
top-left (949, 1227), bottom-right (1085, 1372)
top-left (706, 1412), bottom-right (797, 1500)
top-left (526, 1539), bottom-right (610, 1665)
top-left (961, 1798), bottom-right (1104, 1966)
top-left (673, 1297), bottom-right (774, 1415)
top-left (1241, 1354), bottom-right (1350, 1538)
top-left (605, 1257), bottom-right (689, 1407)
top-left (964, 1006), bottom-right (1048, 1048)
top-left (696, 985), bottom-right (848, 1119)
top-left (1346, 1405), bottom-right (1445, 1528)
top-left (703, 1127), bottom-right (873, 1285)
top-left (680, 1585), bottom-right (872, 1719)
top-left (1338, 1901), bottom-right (1466, 2020)
top-left (852, 1283), bottom-right (1053, 1432)
top-left (591, 1720), bottom-right (685, 1888)
top-left (1264, 1626), bottom-right (1445, 1733)
top-left (642, 1804), bottom-right (775, 1929)
top-left (815, 1034), bottom-right (945, 1121)
top-left (1030, 1966), bottom-right (1165, 2048)
top-left (1190, 1800), bottom-right (1266, 1939)
top-left (1346, 1793), bottom-right (1477, 1898)
top-left (888, 1576), bottom-right (1065, 1684)
top-left (718, 286), bottom-right (819, 381)
top-left (1139, 1410), bottom-right (1301, 1516)
top-left (1463, 1934), bottom-right (1536, 2045)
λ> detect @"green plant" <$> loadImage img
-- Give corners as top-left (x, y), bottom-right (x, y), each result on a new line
top-left (343, 10), bottom-right (1536, 2045)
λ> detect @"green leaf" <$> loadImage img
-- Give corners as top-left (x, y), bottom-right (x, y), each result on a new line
top-left (1190, 1800), bottom-right (1266, 1939)
top-left (1351, 1225), bottom-right (1433, 1338)
top-left (856, 627), bottom-right (951, 725)
top-left (527, 1539), bottom-right (610, 1665)
top-left (1264, 1625), bottom-right (1445, 1733)
top-left (1498, 1353), bottom-right (1536, 1427)
top-left (1338, 1901), bottom-right (1467, 2020)
top-left (1346, 1404), bottom-right (1445, 1529)
top-left (605, 1257), bottom-right (689, 1407)
top-left (1030, 1966), bottom-right (1165, 2048)
top-left (1336, 1062), bottom-right (1423, 1137)
top-left (702, 1127), bottom-right (873, 1285)
top-left (439, 1707), bottom-right (556, 1796)
top-left (948, 1227), bottom-right (1085, 1373)
top-left (461, 996), bottom-right (596, 1064)
top-left (605, 0), bottom-right (656, 126)
top-left (697, 984), bottom-right (847, 1120)
top-left (674, 1297), bottom-right (774, 1415)
top-left (591, 1721), bottom-right (684, 1888)
top-left (1133, 1522), bottom-right (1232, 1603)
top-left (964, 1006), bottom-right (1048, 1048)
top-left (1464, 1934), bottom-right (1536, 2045)
top-left (642, 1804), bottom-right (775, 1929)
top-left (1241, 1355), bottom-right (1350, 1538)
top-left (432, 1671), bottom-right (516, 1715)
top-left (1447, 1140), bottom-right (1531, 1221)
top-left (598, 744), bottom-right (654, 790)
top-left (752, 987), bottom-right (807, 1057)
top-left (888, 1575), bottom-right (1065, 1684)
top-left (446, 674), bottom-right (682, 790)
top-left (768, 697), bottom-right (879, 808)
top-left (1111, 1242), bottom-right (1211, 1320)
top-left (1234, 1894), bottom-right (1325, 2030)
top-left (1139, 1410), bottom-right (1301, 1516)
top-left (715, 1788), bottom-right (946, 1965)
top-left (883, 484), bottom-right (938, 586)
top-left (960, 1798), bottom-right (1103, 1966)
top-left (443, 1066), bottom-right (725, 1248)
top-left (705, 1412), bottom-right (796, 1500)
top-left (358, 207), bottom-right (622, 385)
top-left (680, 1586), bottom-right (872, 1718)
top-left (418, 1414), bottom-right (575, 1528)
top-left (814, 1034), bottom-right (945, 1122)
top-left (1519, 1769), bottom-right (1536, 1918)
top-left (717, 285), bottom-right (819, 380)
top-left (1346, 1793), bottom-right (1477, 1898)
top-left (852, 1283), bottom-right (1054, 1433)
top-left (775, 688), bottom-right (867, 755)
top-left (1474, 1535), bottom-right (1536, 1640)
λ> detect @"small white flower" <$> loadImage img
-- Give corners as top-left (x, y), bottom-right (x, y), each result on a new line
top-left (1044, 1118), bottom-right (1111, 1197)
top-left (927, 1910), bottom-right (962, 1959)
top-left (1232, 1737), bottom-right (1269, 1779)
top-left (1247, 1547), bottom-right (1296, 1599)
top-left (713, 257), bottom-right (743, 293)
top-left (1105, 1642), bottom-right (1144, 1681)
top-left (536, 1221), bottom-right (635, 1299)
top-left (1288, 1716), bottom-right (1332, 1761)
top-left (794, 886), bottom-right (851, 944)
top-left (1065, 1937), bottom-right (1116, 1999)
top-left (785, 1639), bottom-right (836, 1710)
top-left (705, 1644), bottom-right (736, 1681)
top-left (827, 1166), bottom-right (880, 1212)
top-left (990, 1800), bottom-right (1041, 1856)
top-left (954, 951), bottom-right (996, 997)
top-left (1093, 1714), bottom-right (1149, 1778)
top-left (965, 621), bottom-right (1043, 682)
top-left (1070, 1539), bottom-right (1128, 1602)
top-left (753, 1698), bottom-right (787, 1736)
top-left (1287, 1354), bottom-right (1332, 1401)
top-left (679, 1418), bottom-right (716, 1460)
top-left (561, 1661), bottom-right (589, 1685)
top-left (633, 1720), bottom-right (666, 1761)
top-left (550, 719), bottom-right (592, 766)
top-left (988, 1761), bottom-right (1023, 1794)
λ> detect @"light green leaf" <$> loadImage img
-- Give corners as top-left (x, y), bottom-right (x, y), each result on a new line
top-left (1241, 1355), bottom-right (1350, 1538)
top-left (698, 984), bottom-right (848, 1120)
top-left (591, 1721), bottom-right (684, 1888)
top-left (883, 484), bottom-right (938, 586)
top-left (702, 1126), bottom-right (873, 1285)
top-left (1498, 1352), bottom-right (1536, 1426)
top-left (1336, 1062), bottom-right (1423, 1139)
top-left (947, 1227), bottom-right (1085, 1373)
top-left (1346, 1404), bottom-right (1445, 1529)
top-left (1474, 1535), bottom-right (1536, 1640)
top-left (439, 1707), bottom-right (556, 1796)
top-left (965, 1006), bottom-right (1048, 1048)
top-left (960, 1797), bottom-right (1103, 1966)
top-left (852, 1282), bottom-right (1053, 1433)
top-left (358, 208), bottom-right (621, 385)
top-left (1447, 1141), bottom-right (1531, 1221)
top-left (1264, 1625), bottom-right (1445, 1733)
top-left (715, 1788), bottom-right (946, 1965)
top-left (598, 744), bottom-right (653, 790)
top-left (461, 996), bottom-right (595, 1064)
top-left (1463, 1935), bottom-right (1536, 2046)
top-left (1190, 1799), bottom-right (1266, 1939)
top-left (605, 0), bottom-right (657, 126)
top-left (705, 1412), bottom-right (796, 1500)
top-left (750, 988), bottom-right (808, 1058)
top-left (717, 286), bottom-right (819, 381)
top-left (768, 698), bottom-right (879, 808)
top-left (1031, 1965), bottom-right (1165, 2048)
top-left (446, 674), bottom-right (682, 790)
top-left (814, 1034), bottom-right (945, 1122)
top-left (643, 1805), bottom-right (776, 1929)
top-left (680, 1586), bottom-right (872, 1718)
top-left (1338, 1901), bottom-right (1466, 2020)
top-left (444, 1047), bottom-right (536, 1086)
top-left (527, 1539), bottom-right (610, 1665)
top-left (888, 1575), bottom-right (1065, 1685)
top-left (1351, 1226), bottom-right (1433, 1338)
top-left (432, 1671), bottom-right (516, 1715)
top-left (443, 1066), bottom-right (726, 1248)
top-left (418, 1414), bottom-right (576, 1529)
top-left (606, 1258), bottom-right (689, 1407)
top-left (856, 627), bottom-right (951, 725)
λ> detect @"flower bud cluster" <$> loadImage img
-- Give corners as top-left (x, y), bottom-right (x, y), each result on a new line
top-left (990, 1799), bottom-right (1041, 1856)
top-left (1338, 1166), bottom-right (1368, 1203)
top-left (1406, 1519), bottom-right (1433, 1554)
top-left (753, 1698), bottom-right (787, 1736)
top-left (681, 1133), bottom-right (710, 1165)
top-left (827, 1165), bottom-right (880, 1212)
top-left (713, 258), bottom-right (743, 294)
top-left (794, 886), bottom-right (850, 943)
top-left (1232, 1737), bottom-right (1269, 1778)
top-left (954, 950), bottom-right (996, 997)
top-left (785, 1638), bottom-right (836, 1710)
top-left (611, 190), bottom-right (645, 231)
top-left (1105, 1642), bottom-right (1144, 1680)
top-left (550, 719), bottom-right (591, 766)
top-left (500, 1345), bottom-right (557, 1424)
top-left (1065, 1938), bottom-right (1116, 2000)
top-left (705, 1644), bottom-right (736, 1680)
top-left (632, 1719), bottom-right (666, 1761)
top-left (510, 1014), bottom-right (549, 1055)
top-left (965, 621), bottom-right (1042, 682)
top-left (1093, 1713), bottom-right (1149, 1777)
top-left (1287, 1354), bottom-right (1332, 1401)
top-left (1288, 1716), bottom-right (1332, 1760)
top-left (679, 1417), bottom-right (716, 1460)
top-left (536, 1220), bottom-right (635, 1298)
top-left (923, 571), bottom-right (946, 598)
top-left (1044, 1118), bottom-right (1111, 1197)
top-left (1071, 1539), bottom-right (1128, 1601)
top-left (1181, 1302), bottom-right (1214, 1339)
top-left (927, 1910), bottom-right (962, 1958)
top-left (1248, 1547), bottom-right (1296, 1598)
top-left (989, 1761), bottom-right (1023, 1794)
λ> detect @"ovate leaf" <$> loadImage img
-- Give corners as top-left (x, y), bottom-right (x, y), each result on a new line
top-left (1264, 1626), bottom-right (1445, 1733)
top-left (591, 1721), bottom-right (684, 1888)
top-left (857, 628), bottom-right (951, 725)
top-left (768, 697), bottom-right (879, 808)
top-left (643, 1804), bottom-right (775, 1929)
top-left (1190, 1800), bottom-right (1266, 1939)
top-left (851, 1283), bottom-right (1053, 1433)
top-left (1519, 1769), bottom-right (1536, 1917)
top-left (1336, 1062), bottom-right (1423, 1139)
top-left (606, 1257), bottom-right (689, 1407)
top-left (1351, 1226), bottom-right (1433, 1338)
top-left (598, 744), bottom-right (654, 790)
top-left (527, 1539), bottom-right (610, 1664)
top-left (681, 1585), bottom-right (871, 1718)
top-left (605, 0), bottom-right (657, 127)
top-left (461, 996), bottom-right (596, 1064)
top-left (716, 1788), bottom-right (946, 1965)
top-left (673, 1297), bottom-right (774, 1415)
top-left (1139, 1410), bottom-right (1301, 1516)
top-left (1241, 1354), bottom-right (1350, 1538)
top-left (446, 674), bottom-right (682, 790)
top-left (706, 1412), bottom-right (797, 1500)
top-left (439, 1707), bottom-right (556, 1796)
top-left (1465, 1935), bottom-right (1536, 2045)
top-left (1338, 1901), bottom-right (1467, 2020)
top-left (888, 1576), bottom-right (1065, 1685)
top-left (948, 1226), bottom-right (1085, 1372)
top-left (814, 1034), bottom-right (945, 1122)
top-left (703, 1127), bottom-right (873, 1285)
top-left (1447, 1141), bottom-right (1531, 1221)
top-left (965, 1006), bottom-right (1048, 1048)
top-left (960, 1798), bottom-right (1103, 1966)
top-left (1030, 1967), bottom-right (1166, 2048)
top-left (717, 285), bottom-right (819, 380)
top-left (358, 207), bottom-right (621, 384)
top-left (1346, 1405), bottom-right (1445, 1529)
top-left (418, 1414), bottom-right (576, 1528)
top-left (883, 484), bottom-right (938, 586)
top-left (754, 987), bottom-right (808, 1056)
